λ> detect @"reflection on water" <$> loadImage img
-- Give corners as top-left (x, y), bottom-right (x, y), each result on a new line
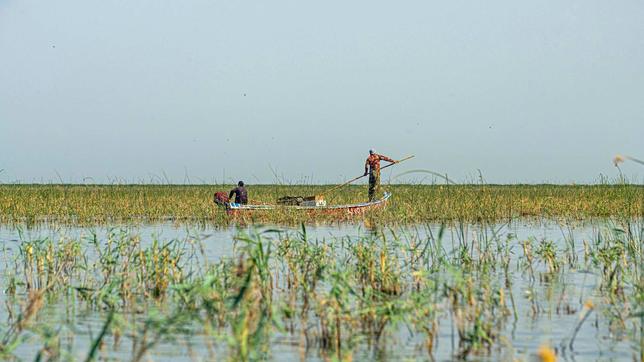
top-left (0, 218), bottom-right (641, 361)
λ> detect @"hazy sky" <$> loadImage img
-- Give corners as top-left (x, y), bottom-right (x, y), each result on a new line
top-left (1, 0), bottom-right (642, 184)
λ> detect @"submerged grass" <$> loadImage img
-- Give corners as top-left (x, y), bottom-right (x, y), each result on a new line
top-left (1, 184), bottom-right (642, 225)
top-left (0, 220), bottom-right (641, 360)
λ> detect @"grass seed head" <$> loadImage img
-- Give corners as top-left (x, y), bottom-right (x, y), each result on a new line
top-left (613, 155), bottom-right (624, 166)
top-left (537, 344), bottom-right (556, 362)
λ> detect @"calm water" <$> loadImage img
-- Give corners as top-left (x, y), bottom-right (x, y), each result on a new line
top-left (0, 219), bottom-right (641, 361)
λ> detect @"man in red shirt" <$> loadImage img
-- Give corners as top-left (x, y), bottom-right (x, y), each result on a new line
top-left (364, 149), bottom-right (396, 201)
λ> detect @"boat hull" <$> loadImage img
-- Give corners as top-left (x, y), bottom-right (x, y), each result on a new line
top-left (222, 192), bottom-right (391, 216)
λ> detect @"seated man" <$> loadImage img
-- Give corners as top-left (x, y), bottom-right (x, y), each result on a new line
top-left (229, 181), bottom-right (248, 205)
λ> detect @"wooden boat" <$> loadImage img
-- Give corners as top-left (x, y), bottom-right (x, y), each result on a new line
top-left (222, 192), bottom-right (391, 216)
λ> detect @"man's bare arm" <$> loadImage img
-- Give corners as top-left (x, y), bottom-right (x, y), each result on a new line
top-left (379, 155), bottom-right (396, 163)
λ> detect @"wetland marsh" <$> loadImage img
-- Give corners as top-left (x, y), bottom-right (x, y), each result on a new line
top-left (0, 185), bottom-right (642, 361)
top-left (1, 184), bottom-right (642, 225)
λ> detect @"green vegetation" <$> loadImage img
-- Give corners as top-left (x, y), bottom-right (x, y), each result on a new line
top-left (1, 184), bottom-right (642, 225)
top-left (0, 221), bottom-right (641, 360)
top-left (1, 182), bottom-right (642, 360)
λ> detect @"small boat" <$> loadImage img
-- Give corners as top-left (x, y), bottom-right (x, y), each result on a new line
top-left (221, 192), bottom-right (391, 216)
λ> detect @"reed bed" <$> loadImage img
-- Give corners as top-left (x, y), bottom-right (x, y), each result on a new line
top-left (1, 184), bottom-right (642, 225)
top-left (0, 220), bottom-right (642, 361)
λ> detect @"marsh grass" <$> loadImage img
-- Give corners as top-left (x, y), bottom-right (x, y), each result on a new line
top-left (1, 184), bottom-right (642, 226)
top-left (0, 219), bottom-right (641, 361)
top-left (0, 181), bottom-right (642, 360)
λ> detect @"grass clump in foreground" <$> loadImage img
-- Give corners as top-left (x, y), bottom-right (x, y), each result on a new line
top-left (0, 184), bottom-right (642, 225)
top-left (0, 221), bottom-right (641, 361)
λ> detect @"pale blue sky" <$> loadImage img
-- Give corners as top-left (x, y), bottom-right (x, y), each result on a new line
top-left (1, 0), bottom-right (642, 184)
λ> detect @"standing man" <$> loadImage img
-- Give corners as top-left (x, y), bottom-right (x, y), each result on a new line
top-left (229, 181), bottom-right (248, 205)
top-left (364, 149), bottom-right (396, 201)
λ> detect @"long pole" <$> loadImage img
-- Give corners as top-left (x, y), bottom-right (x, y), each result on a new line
top-left (320, 155), bottom-right (414, 197)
